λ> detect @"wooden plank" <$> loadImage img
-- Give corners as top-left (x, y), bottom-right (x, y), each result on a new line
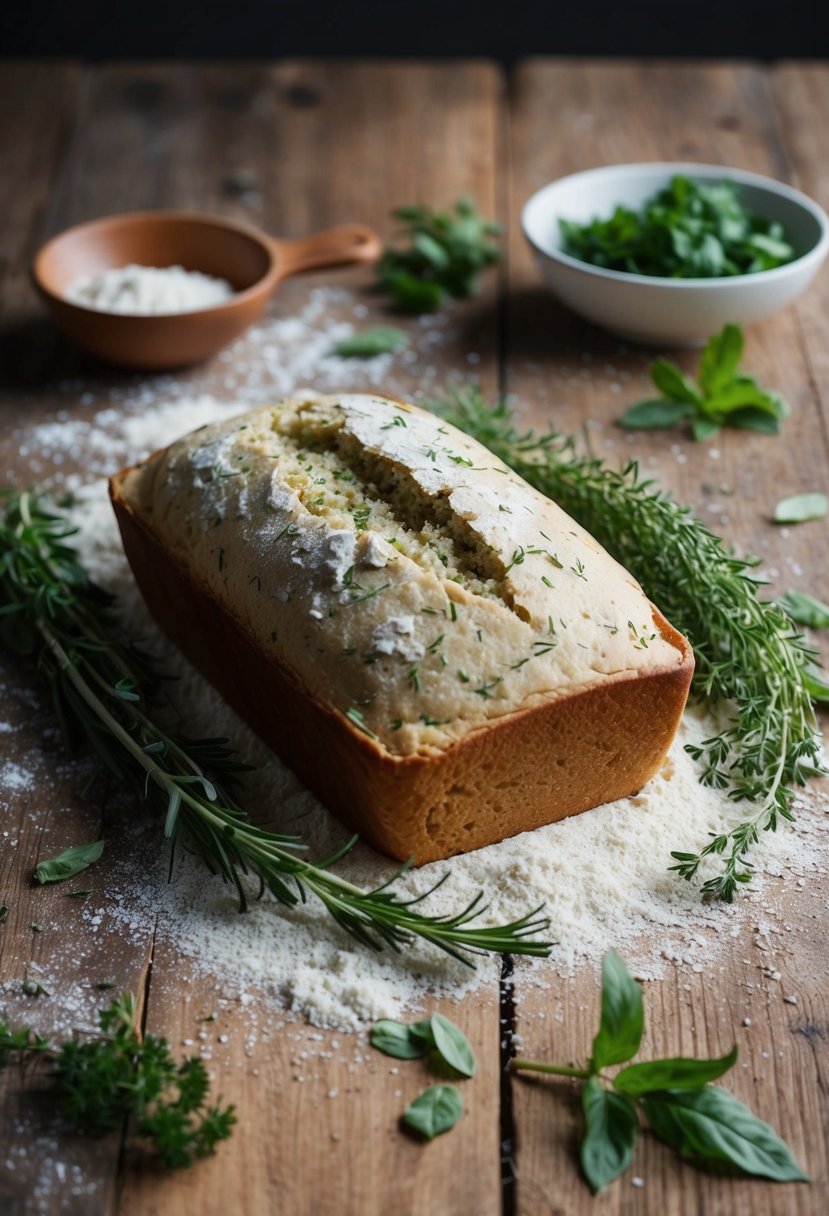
top-left (505, 59), bottom-right (829, 1216)
top-left (0, 61), bottom-right (160, 1216)
top-left (0, 60), bottom-right (506, 1216)
top-left (111, 58), bottom-right (505, 1216)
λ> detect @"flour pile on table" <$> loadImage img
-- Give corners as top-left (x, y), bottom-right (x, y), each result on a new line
top-left (4, 296), bottom-right (827, 1032)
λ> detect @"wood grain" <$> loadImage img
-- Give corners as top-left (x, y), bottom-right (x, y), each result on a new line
top-left (1, 56), bottom-right (828, 1216)
top-left (505, 59), bottom-right (829, 1216)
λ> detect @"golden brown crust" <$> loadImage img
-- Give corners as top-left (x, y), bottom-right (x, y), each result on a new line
top-left (110, 467), bottom-right (694, 864)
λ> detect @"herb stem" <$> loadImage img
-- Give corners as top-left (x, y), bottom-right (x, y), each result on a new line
top-left (511, 1059), bottom-right (592, 1079)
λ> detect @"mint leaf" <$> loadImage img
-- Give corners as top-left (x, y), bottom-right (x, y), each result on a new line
top-left (614, 1046), bottom-right (737, 1096)
top-left (403, 1084), bottom-right (463, 1140)
top-left (780, 590), bottom-right (829, 629)
top-left (590, 950), bottom-right (644, 1070)
top-left (641, 1087), bottom-right (808, 1181)
top-left (774, 493), bottom-right (828, 524)
top-left (430, 1014), bottom-right (476, 1078)
top-left (650, 359), bottom-right (703, 406)
top-left (34, 840), bottom-right (104, 885)
top-left (370, 1019), bottom-right (432, 1060)
top-left (698, 323), bottom-right (744, 395)
top-left (618, 400), bottom-right (696, 430)
top-left (727, 408), bottom-right (782, 435)
top-left (580, 1076), bottom-right (638, 1192)
top-left (703, 378), bottom-right (786, 420)
top-left (334, 327), bottom-right (408, 358)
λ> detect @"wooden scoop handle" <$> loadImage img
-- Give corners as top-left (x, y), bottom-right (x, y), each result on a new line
top-left (272, 224), bottom-right (382, 279)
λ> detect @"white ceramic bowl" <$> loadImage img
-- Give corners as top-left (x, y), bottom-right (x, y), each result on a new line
top-left (522, 163), bottom-right (829, 346)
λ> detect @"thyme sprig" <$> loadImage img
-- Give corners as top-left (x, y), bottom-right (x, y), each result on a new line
top-left (428, 386), bottom-right (824, 901)
top-left (0, 490), bottom-right (551, 966)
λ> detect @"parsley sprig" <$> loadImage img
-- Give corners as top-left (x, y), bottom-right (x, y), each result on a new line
top-left (429, 386), bottom-right (824, 900)
top-left (0, 490), bottom-right (551, 967)
top-left (561, 175), bottom-right (795, 278)
top-left (512, 951), bottom-right (807, 1191)
top-left (0, 993), bottom-right (235, 1168)
top-left (620, 324), bottom-right (789, 440)
top-left (377, 198), bottom-right (501, 313)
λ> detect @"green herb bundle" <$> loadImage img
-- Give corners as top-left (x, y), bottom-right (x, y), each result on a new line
top-left (429, 386), bottom-right (824, 900)
top-left (377, 198), bottom-right (501, 313)
top-left (560, 175), bottom-right (795, 278)
top-left (620, 324), bottom-right (789, 439)
top-left (512, 952), bottom-right (806, 1191)
top-left (0, 490), bottom-right (550, 966)
top-left (0, 993), bottom-right (234, 1168)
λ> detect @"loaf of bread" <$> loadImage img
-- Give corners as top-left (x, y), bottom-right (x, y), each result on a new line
top-left (110, 392), bottom-right (694, 863)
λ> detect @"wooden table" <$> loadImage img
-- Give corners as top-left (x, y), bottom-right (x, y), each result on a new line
top-left (1, 58), bottom-right (827, 1216)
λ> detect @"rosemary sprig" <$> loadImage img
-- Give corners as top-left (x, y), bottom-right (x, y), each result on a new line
top-left (0, 490), bottom-right (550, 966)
top-left (428, 386), bottom-right (824, 901)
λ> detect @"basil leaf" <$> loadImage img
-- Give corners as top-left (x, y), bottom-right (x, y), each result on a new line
top-left (580, 1077), bottom-right (638, 1192)
top-left (430, 1014), bottom-right (476, 1078)
top-left (614, 1046), bottom-right (737, 1096)
top-left (34, 840), bottom-right (104, 885)
top-left (334, 326), bottom-right (408, 359)
top-left (370, 1019), bottom-right (431, 1060)
top-left (780, 590), bottom-right (829, 629)
top-left (618, 400), bottom-right (695, 430)
top-left (803, 666), bottom-right (829, 704)
top-left (691, 417), bottom-right (720, 442)
top-left (590, 950), bottom-right (644, 1070)
top-left (641, 1087), bottom-right (808, 1181)
top-left (698, 323), bottom-right (743, 395)
top-left (403, 1084), bottom-right (463, 1140)
top-left (650, 359), bottom-right (703, 406)
top-left (773, 493), bottom-right (828, 524)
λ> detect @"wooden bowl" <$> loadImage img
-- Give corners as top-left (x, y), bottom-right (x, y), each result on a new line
top-left (32, 210), bottom-right (382, 369)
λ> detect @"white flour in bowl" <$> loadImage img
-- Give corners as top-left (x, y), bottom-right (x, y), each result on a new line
top-left (65, 264), bottom-right (234, 315)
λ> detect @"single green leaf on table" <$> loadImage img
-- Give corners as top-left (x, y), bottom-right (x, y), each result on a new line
top-left (429, 1013), bottom-right (476, 1078)
top-left (333, 326), bottom-right (408, 358)
top-left (614, 1046), bottom-right (738, 1096)
top-left (370, 1019), bottom-right (432, 1060)
top-left (641, 1087), bottom-right (808, 1182)
top-left (618, 400), bottom-right (696, 430)
top-left (773, 492), bottom-right (828, 524)
top-left (581, 1077), bottom-right (639, 1192)
top-left (780, 590), bottom-right (829, 629)
top-left (590, 950), bottom-right (644, 1070)
top-left (403, 1084), bottom-right (464, 1140)
top-left (34, 840), bottom-right (104, 885)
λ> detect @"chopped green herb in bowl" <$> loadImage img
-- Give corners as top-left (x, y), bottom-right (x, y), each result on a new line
top-left (560, 175), bottom-right (795, 279)
top-left (522, 163), bottom-right (829, 345)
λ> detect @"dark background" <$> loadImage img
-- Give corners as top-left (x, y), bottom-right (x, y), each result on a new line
top-left (2, 0), bottom-right (827, 60)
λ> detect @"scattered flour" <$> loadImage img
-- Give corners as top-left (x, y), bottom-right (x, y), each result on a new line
top-left (2, 293), bottom-right (827, 1035)
top-left (65, 264), bottom-right (234, 315)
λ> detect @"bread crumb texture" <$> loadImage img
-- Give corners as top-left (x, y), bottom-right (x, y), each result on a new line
top-left (122, 393), bottom-right (686, 756)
